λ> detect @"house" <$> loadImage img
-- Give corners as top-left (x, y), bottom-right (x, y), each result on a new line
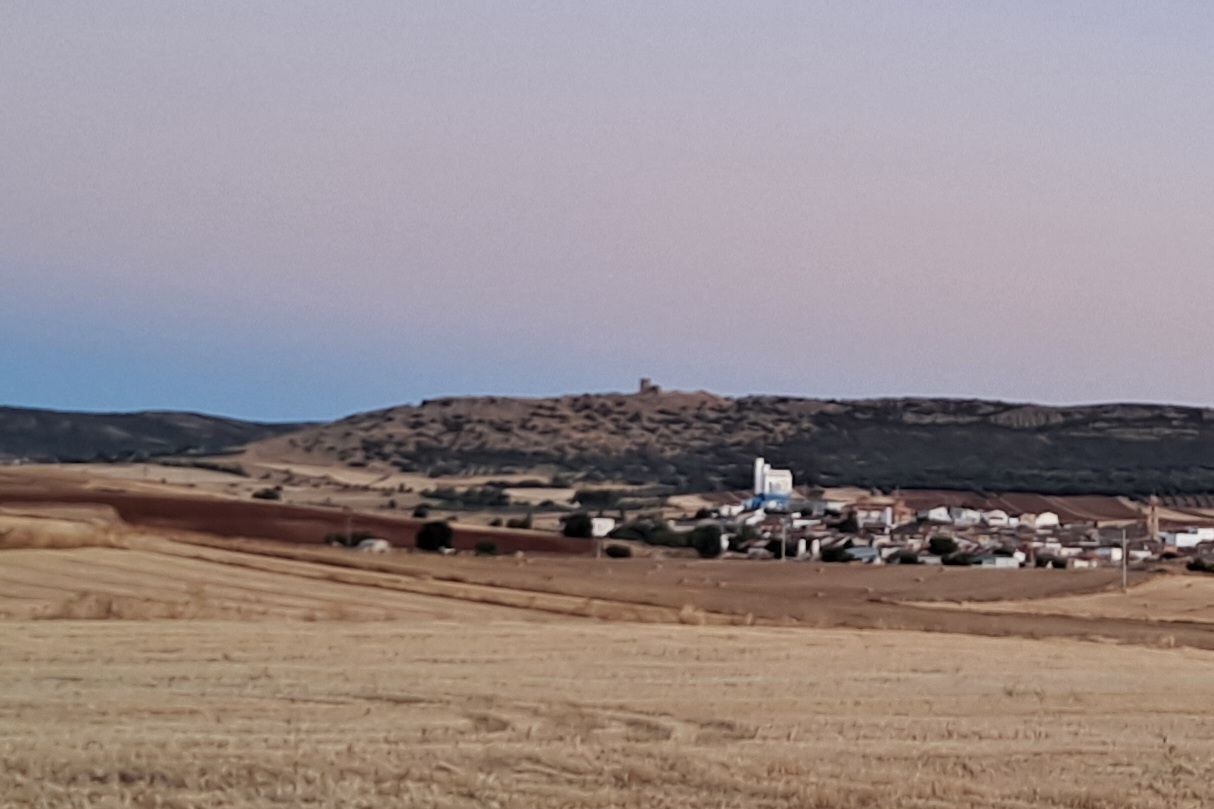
top-left (847, 496), bottom-right (915, 530)
top-left (590, 517), bottom-right (617, 538)
top-left (852, 504), bottom-right (895, 530)
top-left (949, 507), bottom-right (982, 527)
top-left (919, 506), bottom-right (952, 524)
top-left (975, 555), bottom-right (1019, 569)
top-left (982, 509), bottom-right (1010, 528)
top-left (1022, 511), bottom-right (1061, 530)
top-left (798, 488), bottom-right (850, 516)
top-left (1161, 527), bottom-right (1214, 548)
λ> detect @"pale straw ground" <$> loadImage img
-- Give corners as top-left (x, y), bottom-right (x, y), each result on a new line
top-left (2, 506), bottom-right (1213, 807)
top-left (3, 617), bottom-right (1214, 808)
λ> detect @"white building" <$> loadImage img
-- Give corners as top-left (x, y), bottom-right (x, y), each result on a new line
top-left (1161, 527), bottom-right (1214, 549)
top-left (919, 506), bottom-right (952, 524)
top-left (590, 517), bottom-right (617, 538)
top-left (1020, 511), bottom-right (1061, 530)
top-left (982, 509), bottom-right (1010, 527)
top-left (977, 555), bottom-right (1019, 569)
top-left (753, 457), bottom-right (794, 498)
top-left (949, 507), bottom-right (982, 527)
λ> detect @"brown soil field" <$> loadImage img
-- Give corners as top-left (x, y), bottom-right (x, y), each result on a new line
top-left (181, 538), bottom-right (1214, 649)
top-left (0, 468), bottom-right (593, 555)
top-left (3, 620), bottom-right (1213, 808)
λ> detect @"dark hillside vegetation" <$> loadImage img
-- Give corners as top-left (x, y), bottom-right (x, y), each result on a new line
top-left (0, 406), bottom-right (305, 462)
top-left (247, 392), bottom-right (1214, 495)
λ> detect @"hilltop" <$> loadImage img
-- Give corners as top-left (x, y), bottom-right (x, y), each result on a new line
top-left (243, 390), bottom-right (1214, 495)
top-left (0, 406), bottom-right (304, 463)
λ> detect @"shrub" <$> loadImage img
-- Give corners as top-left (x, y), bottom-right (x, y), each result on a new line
top-left (561, 512), bottom-right (594, 539)
top-left (820, 545), bottom-right (853, 563)
top-left (1186, 558), bottom-right (1214, 574)
top-left (412, 505), bottom-right (431, 518)
top-left (251, 487), bottom-right (281, 501)
top-left (928, 536), bottom-right (958, 556)
top-left (488, 518), bottom-right (503, 527)
top-left (689, 524), bottom-right (723, 559)
top-left (505, 514), bottom-right (533, 530)
top-left (893, 550), bottom-right (920, 565)
top-left (609, 518), bottom-right (683, 546)
top-left (604, 544), bottom-right (632, 559)
top-left (766, 538), bottom-right (796, 558)
top-left (574, 489), bottom-right (620, 509)
top-left (942, 553), bottom-right (974, 567)
top-left (474, 541), bottom-right (498, 556)
top-left (415, 521), bottom-right (454, 552)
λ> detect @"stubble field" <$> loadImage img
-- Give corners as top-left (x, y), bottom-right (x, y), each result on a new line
top-left (3, 481), bottom-right (1214, 807)
top-left (4, 619), bottom-right (1214, 808)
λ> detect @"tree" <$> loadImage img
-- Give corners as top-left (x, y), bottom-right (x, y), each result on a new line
top-left (416, 521), bottom-right (454, 552)
top-left (412, 504), bottom-right (431, 518)
top-left (928, 536), bottom-right (958, 556)
top-left (820, 544), bottom-right (854, 563)
top-left (574, 489), bottom-right (619, 510)
top-left (690, 524), bottom-right (724, 559)
top-left (251, 487), bottom-right (281, 501)
top-left (562, 511), bottom-right (594, 539)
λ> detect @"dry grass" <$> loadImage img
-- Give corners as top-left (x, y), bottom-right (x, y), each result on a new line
top-left (2, 621), bottom-right (1213, 808)
top-left (0, 545), bottom-right (572, 622)
top-left (909, 573), bottom-right (1214, 624)
top-left (0, 505), bottom-right (123, 550)
top-left (3, 510), bottom-right (1214, 806)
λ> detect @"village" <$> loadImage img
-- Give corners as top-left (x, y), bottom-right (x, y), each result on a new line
top-left (576, 457), bottom-right (1214, 571)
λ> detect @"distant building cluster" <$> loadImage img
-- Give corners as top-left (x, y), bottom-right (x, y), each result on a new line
top-left (665, 458), bottom-right (1214, 568)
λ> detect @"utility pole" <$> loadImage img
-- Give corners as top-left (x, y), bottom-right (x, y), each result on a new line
top-left (1121, 527), bottom-right (1128, 592)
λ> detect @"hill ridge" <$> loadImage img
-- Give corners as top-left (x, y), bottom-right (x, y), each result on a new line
top-left (243, 390), bottom-right (1214, 495)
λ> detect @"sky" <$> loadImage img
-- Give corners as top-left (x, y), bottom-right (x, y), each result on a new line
top-left (3, 2), bottom-right (1214, 422)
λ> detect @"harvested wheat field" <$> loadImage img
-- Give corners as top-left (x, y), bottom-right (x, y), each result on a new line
top-left (3, 509), bottom-right (1214, 807)
top-left (0, 545), bottom-right (546, 621)
top-left (912, 574), bottom-right (1214, 625)
top-left (3, 620), bottom-right (1214, 808)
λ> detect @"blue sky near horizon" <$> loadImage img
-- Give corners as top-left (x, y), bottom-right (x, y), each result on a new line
top-left (4, 2), bottom-right (1214, 422)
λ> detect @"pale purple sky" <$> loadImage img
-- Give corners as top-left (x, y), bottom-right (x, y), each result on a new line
top-left (3, 2), bottom-right (1213, 420)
